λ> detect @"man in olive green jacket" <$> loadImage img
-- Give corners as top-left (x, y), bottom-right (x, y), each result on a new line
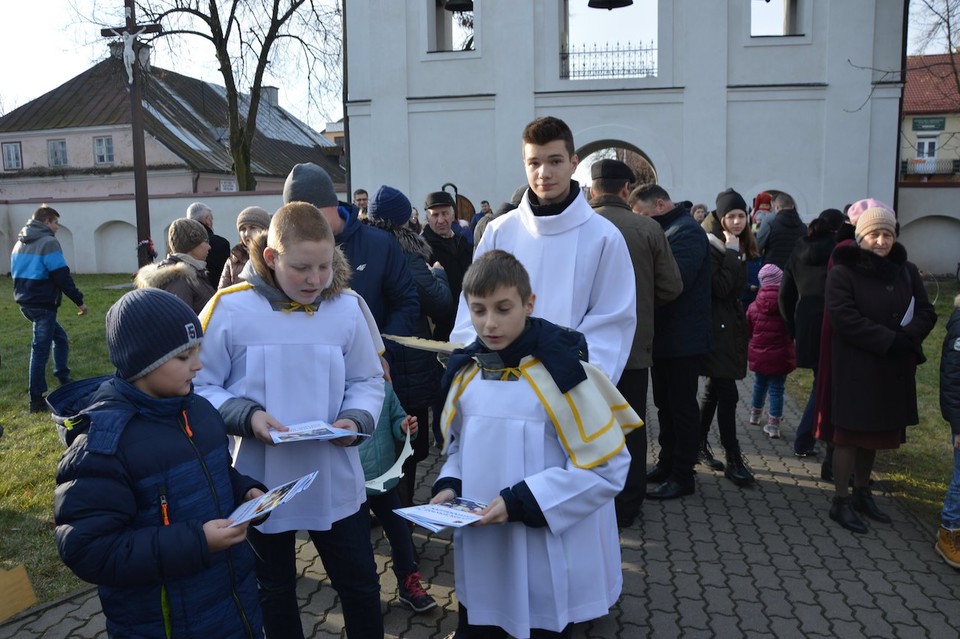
top-left (589, 159), bottom-right (683, 527)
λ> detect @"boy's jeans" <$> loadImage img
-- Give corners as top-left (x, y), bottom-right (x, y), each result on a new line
top-left (751, 373), bottom-right (785, 417)
top-left (942, 445), bottom-right (960, 529)
top-left (20, 306), bottom-right (70, 397)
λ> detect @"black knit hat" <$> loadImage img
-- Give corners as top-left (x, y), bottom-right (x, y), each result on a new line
top-left (715, 188), bottom-right (748, 218)
top-left (283, 162), bottom-right (339, 209)
top-left (369, 185), bottom-right (412, 227)
top-left (106, 288), bottom-right (203, 381)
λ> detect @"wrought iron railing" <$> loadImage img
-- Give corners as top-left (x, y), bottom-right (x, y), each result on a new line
top-left (560, 41), bottom-right (658, 80)
top-left (900, 158), bottom-right (960, 176)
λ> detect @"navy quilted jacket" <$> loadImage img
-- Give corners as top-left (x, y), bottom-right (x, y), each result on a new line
top-left (52, 377), bottom-right (264, 638)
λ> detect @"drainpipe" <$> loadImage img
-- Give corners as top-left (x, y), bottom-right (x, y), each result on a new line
top-left (341, 0), bottom-right (351, 200)
top-left (893, 0), bottom-right (909, 214)
top-left (192, 170), bottom-right (200, 193)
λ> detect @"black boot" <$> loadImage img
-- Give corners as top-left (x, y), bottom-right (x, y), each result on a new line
top-left (820, 445), bottom-right (834, 482)
top-left (851, 487), bottom-right (891, 523)
top-left (697, 440), bottom-right (725, 471)
top-left (829, 495), bottom-right (868, 533)
top-left (723, 448), bottom-right (755, 487)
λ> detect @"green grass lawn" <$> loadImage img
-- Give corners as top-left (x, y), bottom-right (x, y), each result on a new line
top-left (1, 274), bottom-right (957, 606)
top-left (0, 274), bottom-right (131, 603)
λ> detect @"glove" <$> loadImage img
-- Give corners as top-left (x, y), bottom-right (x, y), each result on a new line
top-left (887, 330), bottom-right (914, 357)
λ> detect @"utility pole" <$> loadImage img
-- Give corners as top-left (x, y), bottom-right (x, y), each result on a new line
top-left (101, 0), bottom-right (162, 267)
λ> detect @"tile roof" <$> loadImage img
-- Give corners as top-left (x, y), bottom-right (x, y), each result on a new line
top-left (0, 54), bottom-right (343, 181)
top-left (904, 53), bottom-right (960, 115)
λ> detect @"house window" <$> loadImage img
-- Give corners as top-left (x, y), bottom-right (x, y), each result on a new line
top-left (428, 0), bottom-right (474, 53)
top-left (48, 139), bottom-right (68, 167)
top-left (94, 136), bottom-right (114, 164)
top-left (917, 135), bottom-right (938, 159)
top-left (2, 142), bottom-right (22, 170)
top-left (751, 0), bottom-right (802, 37)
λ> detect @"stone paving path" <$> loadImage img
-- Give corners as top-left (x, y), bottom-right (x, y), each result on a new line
top-left (4, 377), bottom-right (960, 638)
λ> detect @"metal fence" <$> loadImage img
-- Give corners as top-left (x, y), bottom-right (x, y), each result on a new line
top-left (560, 41), bottom-right (658, 80)
top-left (900, 158), bottom-right (960, 176)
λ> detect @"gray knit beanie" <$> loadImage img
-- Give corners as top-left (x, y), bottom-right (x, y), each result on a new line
top-left (236, 206), bottom-right (271, 232)
top-left (167, 218), bottom-right (209, 254)
top-left (106, 288), bottom-right (203, 381)
top-left (283, 163), bottom-right (339, 208)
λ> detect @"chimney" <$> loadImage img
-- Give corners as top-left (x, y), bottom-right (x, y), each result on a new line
top-left (260, 86), bottom-right (279, 107)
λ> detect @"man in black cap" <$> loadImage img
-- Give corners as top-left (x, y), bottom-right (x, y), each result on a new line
top-left (422, 190), bottom-right (472, 340)
top-left (589, 160), bottom-right (682, 524)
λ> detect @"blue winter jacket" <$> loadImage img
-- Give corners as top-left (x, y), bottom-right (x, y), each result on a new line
top-left (335, 203), bottom-right (420, 344)
top-left (52, 376), bottom-right (265, 639)
top-left (11, 219), bottom-right (84, 309)
top-left (651, 205), bottom-right (713, 358)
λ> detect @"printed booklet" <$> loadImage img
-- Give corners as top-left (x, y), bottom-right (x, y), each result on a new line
top-left (228, 470), bottom-right (318, 526)
top-left (270, 420), bottom-right (372, 444)
top-left (394, 497), bottom-right (488, 533)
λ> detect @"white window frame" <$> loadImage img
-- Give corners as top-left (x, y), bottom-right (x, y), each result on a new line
top-left (93, 136), bottom-right (115, 165)
top-left (47, 139), bottom-right (68, 167)
top-left (425, 0), bottom-right (477, 56)
top-left (917, 135), bottom-right (938, 159)
top-left (2, 142), bottom-right (22, 170)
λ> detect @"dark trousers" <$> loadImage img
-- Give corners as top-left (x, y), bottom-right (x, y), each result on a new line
top-left (615, 368), bottom-right (649, 517)
top-left (651, 354), bottom-right (702, 484)
top-left (368, 488), bottom-right (418, 577)
top-left (20, 305), bottom-right (70, 397)
top-left (699, 376), bottom-right (741, 452)
top-left (795, 368), bottom-right (818, 453)
top-left (247, 507), bottom-right (383, 639)
top-left (456, 604), bottom-right (572, 638)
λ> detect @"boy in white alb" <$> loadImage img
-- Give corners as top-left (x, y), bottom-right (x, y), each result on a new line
top-left (195, 202), bottom-right (385, 638)
top-left (449, 116), bottom-right (636, 383)
top-left (432, 250), bottom-right (638, 638)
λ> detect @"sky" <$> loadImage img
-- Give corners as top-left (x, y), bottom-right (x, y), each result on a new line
top-left (0, 1), bottom-right (937, 135)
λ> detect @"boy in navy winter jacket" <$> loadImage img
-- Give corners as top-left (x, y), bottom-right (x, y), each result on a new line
top-left (53, 288), bottom-right (266, 638)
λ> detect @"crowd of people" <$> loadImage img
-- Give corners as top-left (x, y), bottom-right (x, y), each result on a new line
top-left (9, 113), bottom-right (959, 638)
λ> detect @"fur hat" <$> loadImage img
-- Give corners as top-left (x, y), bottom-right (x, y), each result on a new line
top-left (167, 218), bottom-right (209, 254)
top-left (368, 185), bottom-right (412, 228)
top-left (758, 263), bottom-right (783, 288)
top-left (283, 163), bottom-right (339, 209)
top-left (754, 192), bottom-right (773, 212)
top-left (846, 198), bottom-right (892, 225)
top-left (236, 206), bottom-right (271, 231)
top-left (590, 159), bottom-right (635, 182)
top-left (106, 288), bottom-right (203, 381)
top-left (716, 188), bottom-right (748, 218)
top-left (424, 191), bottom-right (456, 210)
top-left (855, 207), bottom-right (897, 244)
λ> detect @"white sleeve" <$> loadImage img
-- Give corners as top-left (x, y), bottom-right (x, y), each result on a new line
top-left (341, 303), bottom-right (386, 424)
top-left (449, 225), bottom-right (495, 345)
top-left (576, 232), bottom-right (637, 383)
top-left (195, 301), bottom-right (238, 410)
top-left (524, 446), bottom-right (629, 536)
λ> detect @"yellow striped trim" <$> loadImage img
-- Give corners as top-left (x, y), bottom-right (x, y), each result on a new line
top-left (439, 364), bottom-right (481, 453)
top-left (200, 282), bottom-right (253, 332)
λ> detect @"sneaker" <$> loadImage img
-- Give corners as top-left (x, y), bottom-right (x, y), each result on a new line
top-left (29, 395), bottom-right (47, 413)
top-left (936, 526), bottom-right (960, 569)
top-left (398, 571), bottom-right (437, 613)
top-left (749, 407), bottom-right (763, 426)
top-left (763, 417), bottom-right (782, 439)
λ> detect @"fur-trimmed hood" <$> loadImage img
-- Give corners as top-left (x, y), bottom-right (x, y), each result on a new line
top-left (134, 257), bottom-right (204, 290)
top-left (366, 219), bottom-right (432, 259)
top-left (831, 241), bottom-right (907, 282)
top-left (239, 245), bottom-right (352, 304)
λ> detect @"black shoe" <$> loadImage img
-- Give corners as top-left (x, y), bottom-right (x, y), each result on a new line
top-left (794, 448), bottom-right (818, 458)
top-left (851, 487), bottom-right (891, 524)
top-left (829, 496), bottom-right (868, 534)
top-left (29, 395), bottom-right (47, 413)
top-left (57, 377), bottom-right (73, 387)
top-left (646, 480), bottom-right (694, 500)
top-left (615, 506), bottom-right (639, 528)
top-left (723, 450), bottom-right (755, 487)
top-left (697, 441), bottom-right (725, 472)
top-left (646, 464), bottom-right (671, 484)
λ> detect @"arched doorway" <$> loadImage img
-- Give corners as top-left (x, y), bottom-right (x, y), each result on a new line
top-left (573, 139), bottom-right (657, 188)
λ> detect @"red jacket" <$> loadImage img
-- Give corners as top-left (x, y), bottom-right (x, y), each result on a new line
top-left (746, 284), bottom-right (796, 376)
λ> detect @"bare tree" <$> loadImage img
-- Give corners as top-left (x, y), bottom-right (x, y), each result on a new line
top-left (911, 0), bottom-right (960, 100)
top-left (103, 1), bottom-right (342, 190)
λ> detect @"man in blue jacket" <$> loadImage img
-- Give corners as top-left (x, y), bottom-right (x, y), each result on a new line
top-left (629, 185), bottom-right (712, 500)
top-left (283, 164), bottom-right (420, 364)
top-left (12, 205), bottom-right (88, 412)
